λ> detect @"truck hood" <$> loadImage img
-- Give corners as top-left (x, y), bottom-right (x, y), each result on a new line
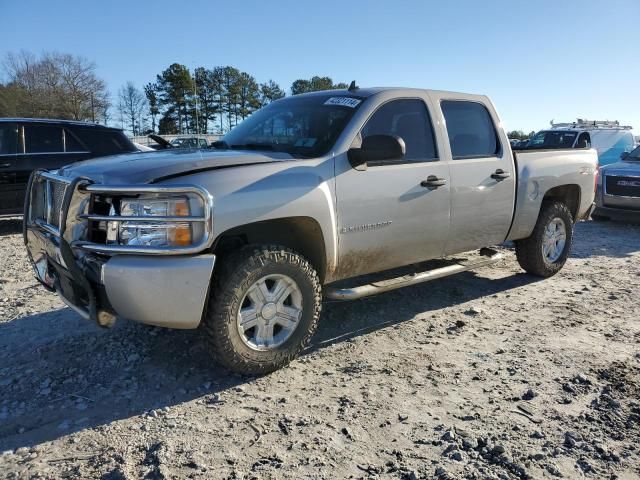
top-left (57, 148), bottom-right (293, 184)
top-left (601, 159), bottom-right (640, 176)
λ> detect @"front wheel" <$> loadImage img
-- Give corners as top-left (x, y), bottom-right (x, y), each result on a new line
top-left (202, 245), bottom-right (322, 375)
top-left (515, 201), bottom-right (574, 277)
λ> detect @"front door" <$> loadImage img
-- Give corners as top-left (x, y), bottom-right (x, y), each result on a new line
top-left (0, 123), bottom-right (18, 215)
top-left (439, 99), bottom-right (515, 255)
top-left (335, 98), bottom-right (451, 278)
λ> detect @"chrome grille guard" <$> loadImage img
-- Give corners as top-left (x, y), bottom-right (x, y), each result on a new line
top-left (24, 169), bottom-right (215, 255)
top-left (25, 170), bottom-right (73, 238)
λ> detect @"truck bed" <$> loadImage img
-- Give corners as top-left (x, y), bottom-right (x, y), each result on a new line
top-left (507, 148), bottom-right (598, 241)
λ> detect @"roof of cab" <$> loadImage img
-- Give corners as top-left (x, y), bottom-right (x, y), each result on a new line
top-left (291, 86), bottom-right (485, 99)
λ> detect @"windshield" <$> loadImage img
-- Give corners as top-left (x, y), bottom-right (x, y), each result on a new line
top-left (626, 145), bottom-right (640, 160)
top-left (222, 94), bottom-right (364, 158)
top-left (526, 130), bottom-right (577, 149)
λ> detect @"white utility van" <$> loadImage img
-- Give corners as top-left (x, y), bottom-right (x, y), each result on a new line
top-left (524, 119), bottom-right (635, 166)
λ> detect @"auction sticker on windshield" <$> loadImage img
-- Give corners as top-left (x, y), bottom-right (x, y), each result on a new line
top-left (324, 97), bottom-right (362, 108)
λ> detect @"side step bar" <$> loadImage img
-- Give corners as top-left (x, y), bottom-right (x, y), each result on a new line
top-left (324, 248), bottom-right (503, 301)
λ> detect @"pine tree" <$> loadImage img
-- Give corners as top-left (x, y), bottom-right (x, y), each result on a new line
top-left (144, 83), bottom-right (159, 133)
top-left (259, 80), bottom-right (285, 106)
top-left (155, 64), bottom-right (194, 134)
top-left (290, 76), bottom-right (347, 95)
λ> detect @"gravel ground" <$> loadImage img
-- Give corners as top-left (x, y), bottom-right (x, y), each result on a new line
top-left (0, 217), bottom-right (639, 480)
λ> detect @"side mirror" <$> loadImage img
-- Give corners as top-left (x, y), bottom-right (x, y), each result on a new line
top-left (348, 134), bottom-right (406, 168)
top-left (621, 151), bottom-right (630, 160)
top-left (211, 140), bottom-right (227, 149)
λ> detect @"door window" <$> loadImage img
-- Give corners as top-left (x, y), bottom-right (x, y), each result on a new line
top-left (23, 125), bottom-right (64, 153)
top-left (527, 130), bottom-right (578, 149)
top-left (0, 123), bottom-right (18, 154)
top-left (75, 128), bottom-right (136, 155)
top-left (64, 129), bottom-right (85, 152)
top-left (361, 99), bottom-right (438, 163)
top-left (441, 101), bottom-right (500, 159)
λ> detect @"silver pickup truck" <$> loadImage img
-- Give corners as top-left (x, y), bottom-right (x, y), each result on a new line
top-left (23, 87), bottom-right (598, 374)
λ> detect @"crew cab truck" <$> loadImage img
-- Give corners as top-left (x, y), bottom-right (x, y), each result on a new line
top-left (23, 87), bottom-right (598, 375)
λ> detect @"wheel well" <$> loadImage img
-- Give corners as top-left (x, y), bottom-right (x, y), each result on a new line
top-left (542, 185), bottom-right (581, 220)
top-left (212, 217), bottom-right (328, 282)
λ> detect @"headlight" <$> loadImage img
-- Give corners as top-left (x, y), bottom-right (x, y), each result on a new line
top-left (107, 196), bottom-right (193, 247)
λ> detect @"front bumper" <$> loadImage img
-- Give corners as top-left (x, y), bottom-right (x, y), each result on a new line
top-left (593, 205), bottom-right (640, 223)
top-left (23, 170), bottom-right (216, 329)
top-left (594, 183), bottom-right (640, 223)
top-left (102, 254), bottom-right (215, 328)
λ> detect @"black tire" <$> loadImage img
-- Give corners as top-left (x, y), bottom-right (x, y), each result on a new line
top-left (515, 201), bottom-right (574, 277)
top-left (202, 245), bottom-right (321, 375)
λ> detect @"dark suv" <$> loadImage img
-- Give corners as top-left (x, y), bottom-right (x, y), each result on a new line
top-left (0, 119), bottom-right (137, 216)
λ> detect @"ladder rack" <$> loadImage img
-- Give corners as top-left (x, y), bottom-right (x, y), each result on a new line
top-left (550, 119), bottom-right (632, 130)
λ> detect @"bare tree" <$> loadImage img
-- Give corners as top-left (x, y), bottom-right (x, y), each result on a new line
top-left (55, 52), bottom-right (109, 121)
top-left (117, 82), bottom-right (146, 136)
top-left (3, 50), bottom-right (109, 122)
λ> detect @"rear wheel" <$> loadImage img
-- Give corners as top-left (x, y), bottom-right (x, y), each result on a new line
top-left (515, 201), bottom-right (574, 277)
top-left (202, 245), bottom-right (321, 375)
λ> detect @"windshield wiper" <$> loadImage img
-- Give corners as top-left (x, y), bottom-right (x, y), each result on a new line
top-left (229, 143), bottom-right (275, 151)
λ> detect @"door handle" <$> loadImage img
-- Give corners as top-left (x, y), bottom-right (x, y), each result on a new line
top-left (420, 176), bottom-right (447, 188)
top-left (0, 163), bottom-right (11, 168)
top-left (491, 169), bottom-right (511, 180)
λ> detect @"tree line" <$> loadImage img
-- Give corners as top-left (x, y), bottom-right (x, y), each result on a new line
top-left (0, 51), bottom-right (542, 138)
top-left (0, 50), bottom-right (349, 136)
top-left (506, 130), bottom-right (536, 140)
top-left (121, 66), bottom-right (348, 136)
top-left (134, 64), bottom-right (287, 136)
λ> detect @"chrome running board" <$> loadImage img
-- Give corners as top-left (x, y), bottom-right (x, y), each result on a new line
top-left (324, 248), bottom-right (503, 300)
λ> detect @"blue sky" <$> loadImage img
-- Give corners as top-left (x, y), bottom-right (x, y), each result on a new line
top-left (1, 0), bottom-right (638, 132)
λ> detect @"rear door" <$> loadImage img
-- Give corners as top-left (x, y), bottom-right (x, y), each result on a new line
top-left (0, 122), bottom-right (18, 215)
top-left (435, 97), bottom-right (515, 255)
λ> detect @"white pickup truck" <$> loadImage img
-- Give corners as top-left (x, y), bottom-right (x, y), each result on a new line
top-left (24, 86), bottom-right (598, 374)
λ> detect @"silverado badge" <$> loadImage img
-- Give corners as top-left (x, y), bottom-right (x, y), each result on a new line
top-left (340, 221), bottom-right (393, 234)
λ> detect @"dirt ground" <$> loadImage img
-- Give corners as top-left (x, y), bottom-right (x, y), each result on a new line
top-left (0, 217), bottom-right (638, 480)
